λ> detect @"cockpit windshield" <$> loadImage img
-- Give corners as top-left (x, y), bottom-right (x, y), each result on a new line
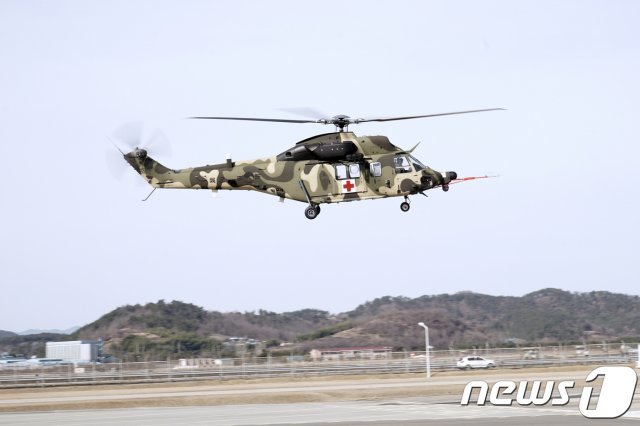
top-left (409, 155), bottom-right (427, 171)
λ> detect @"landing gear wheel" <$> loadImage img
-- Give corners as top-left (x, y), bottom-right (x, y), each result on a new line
top-left (442, 184), bottom-right (450, 192)
top-left (305, 206), bottom-right (319, 220)
top-left (400, 202), bottom-right (410, 212)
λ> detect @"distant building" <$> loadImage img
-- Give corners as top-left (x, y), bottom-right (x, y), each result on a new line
top-left (174, 358), bottom-right (235, 368)
top-left (310, 346), bottom-right (392, 361)
top-left (222, 337), bottom-right (264, 355)
top-left (46, 340), bottom-right (101, 363)
top-left (0, 356), bottom-right (27, 366)
top-left (504, 337), bottom-right (527, 345)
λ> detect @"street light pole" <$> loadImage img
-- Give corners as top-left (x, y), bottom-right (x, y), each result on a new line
top-left (418, 322), bottom-right (431, 378)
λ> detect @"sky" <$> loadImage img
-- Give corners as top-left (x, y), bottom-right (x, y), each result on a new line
top-left (1, 1), bottom-right (639, 332)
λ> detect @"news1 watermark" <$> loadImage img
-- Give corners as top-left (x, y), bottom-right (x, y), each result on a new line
top-left (460, 366), bottom-right (638, 419)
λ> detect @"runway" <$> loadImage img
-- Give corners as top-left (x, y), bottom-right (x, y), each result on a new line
top-left (2, 399), bottom-right (640, 425)
top-left (0, 369), bottom-right (591, 408)
top-left (1, 367), bottom-right (638, 425)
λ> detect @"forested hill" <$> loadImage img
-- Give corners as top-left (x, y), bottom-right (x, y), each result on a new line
top-left (73, 300), bottom-right (335, 342)
top-left (331, 288), bottom-right (640, 350)
top-left (0, 330), bottom-right (16, 339)
top-left (75, 289), bottom-right (640, 349)
top-left (4, 289), bottom-right (640, 359)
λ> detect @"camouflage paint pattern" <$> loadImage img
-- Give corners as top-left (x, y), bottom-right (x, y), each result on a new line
top-left (123, 132), bottom-right (456, 205)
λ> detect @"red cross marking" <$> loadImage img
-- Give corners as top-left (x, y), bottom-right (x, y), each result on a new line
top-left (343, 180), bottom-right (355, 192)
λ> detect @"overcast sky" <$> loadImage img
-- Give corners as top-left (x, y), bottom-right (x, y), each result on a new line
top-left (1, 1), bottom-right (639, 332)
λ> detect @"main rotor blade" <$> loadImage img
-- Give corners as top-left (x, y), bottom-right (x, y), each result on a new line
top-left (189, 116), bottom-right (318, 124)
top-left (276, 107), bottom-right (329, 120)
top-left (356, 108), bottom-right (505, 123)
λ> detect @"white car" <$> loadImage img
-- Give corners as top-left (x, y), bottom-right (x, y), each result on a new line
top-left (457, 356), bottom-right (496, 369)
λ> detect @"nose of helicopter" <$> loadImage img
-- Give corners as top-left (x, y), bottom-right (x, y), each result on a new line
top-left (445, 171), bottom-right (457, 181)
top-left (440, 171), bottom-right (457, 192)
top-left (421, 170), bottom-right (457, 191)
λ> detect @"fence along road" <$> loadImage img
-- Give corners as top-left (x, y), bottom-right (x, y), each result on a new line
top-left (0, 344), bottom-right (637, 388)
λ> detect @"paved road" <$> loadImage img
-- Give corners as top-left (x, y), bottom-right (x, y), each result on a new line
top-left (1, 368), bottom-right (638, 425)
top-left (1, 399), bottom-right (640, 425)
top-left (0, 370), bottom-right (589, 407)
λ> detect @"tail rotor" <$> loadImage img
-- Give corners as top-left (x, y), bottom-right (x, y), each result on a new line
top-left (105, 122), bottom-right (172, 183)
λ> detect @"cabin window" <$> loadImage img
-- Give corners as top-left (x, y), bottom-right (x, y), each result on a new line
top-left (334, 164), bottom-right (348, 180)
top-left (394, 156), bottom-right (412, 173)
top-left (369, 162), bottom-right (382, 177)
top-left (348, 164), bottom-right (361, 178)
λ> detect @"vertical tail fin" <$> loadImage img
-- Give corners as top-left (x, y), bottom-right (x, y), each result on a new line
top-left (123, 149), bottom-right (176, 188)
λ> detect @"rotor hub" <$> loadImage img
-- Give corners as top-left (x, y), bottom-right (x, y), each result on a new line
top-left (125, 148), bottom-right (147, 159)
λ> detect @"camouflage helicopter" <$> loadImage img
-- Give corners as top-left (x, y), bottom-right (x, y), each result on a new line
top-left (115, 109), bottom-right (501, 219)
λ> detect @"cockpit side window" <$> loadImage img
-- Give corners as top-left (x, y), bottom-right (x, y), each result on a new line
top-left (394, 156), bottom-right (412, 173)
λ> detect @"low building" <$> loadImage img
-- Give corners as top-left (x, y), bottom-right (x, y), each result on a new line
top-left (46, 340), bottom-right (101, 363)
top-left (174, 358), bottom-right (235, 368)
top-left (310, 346), bottom-right (392, 361)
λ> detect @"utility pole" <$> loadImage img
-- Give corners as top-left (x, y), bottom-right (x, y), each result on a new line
top-left (418, 322), bottom-right (431, 378)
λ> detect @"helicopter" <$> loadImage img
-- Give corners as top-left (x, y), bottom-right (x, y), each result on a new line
top-left (115, 109), bottom-right (502, 219)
